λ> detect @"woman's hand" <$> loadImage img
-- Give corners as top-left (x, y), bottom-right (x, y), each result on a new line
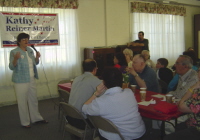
top-left (14, 52), bottom-right (21, 60)
top-left (95, 82), bottom-right (107, 96)
top-left (35, 52), bottom-right (41, 63)
top-left (13, 52), bottom-right (21, 66)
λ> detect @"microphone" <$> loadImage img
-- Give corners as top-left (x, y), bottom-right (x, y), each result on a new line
top-left (30, 45), bottom-right (38, 52)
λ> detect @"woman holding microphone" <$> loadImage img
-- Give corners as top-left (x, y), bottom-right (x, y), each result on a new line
top-left (9, 33), bottom-right (48, 128)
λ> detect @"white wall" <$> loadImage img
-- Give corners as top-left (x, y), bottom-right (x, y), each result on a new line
top-left (78, 0), bottom-right (200, 57)
top-left (184, 6), bottom-right (200, 50)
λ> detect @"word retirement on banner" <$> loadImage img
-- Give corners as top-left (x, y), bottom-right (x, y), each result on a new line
top-left (0, 12), bottom-right (59, 47)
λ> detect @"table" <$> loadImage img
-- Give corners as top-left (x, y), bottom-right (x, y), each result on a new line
top-left (58, 83), bottom-right (182, 139)
top-left (58, 83), bottom-right (71, 92)
top-left (134, 90), bottom-right (182, 121)
top-left (134, 89), bottom-right (183, 139)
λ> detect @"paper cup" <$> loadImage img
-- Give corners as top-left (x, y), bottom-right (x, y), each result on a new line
top-left (131, 85), bottom-right (137, 93)
top-left (140, 91), bottom-right (146, 101)
top-left (166, 94), bottom-right (173, 103)
top-left (140, 87), bottom-right (147, 91)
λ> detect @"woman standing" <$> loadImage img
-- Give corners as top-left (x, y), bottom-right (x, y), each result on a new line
top-left (9, 33), bottom-right (47, 128)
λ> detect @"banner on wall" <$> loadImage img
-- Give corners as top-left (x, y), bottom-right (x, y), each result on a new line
top-left (0, 12), bottom-right (59, 47)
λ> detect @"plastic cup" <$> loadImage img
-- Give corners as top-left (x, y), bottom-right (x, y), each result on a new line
top-left (122, 83), bottom-right (129, 89)
top-left (140, 87), bottom-right (147, 91)
top-left (166, 94), bottom-right (173, 103)
top-left (131, 85), bottom-right (137, 93)
top-left (140, 91), bottom-right (146, 101)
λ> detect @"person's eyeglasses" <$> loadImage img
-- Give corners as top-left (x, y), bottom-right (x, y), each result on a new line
top-left (175, 62), bottom-right (183, 65)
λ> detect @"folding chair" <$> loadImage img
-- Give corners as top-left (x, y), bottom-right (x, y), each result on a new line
top-left (88, 115), bottom-right (125, 140)
top-left (58, 89), bottom-right (70, 119)
top-left (60, 102), bottom-right (94, 140)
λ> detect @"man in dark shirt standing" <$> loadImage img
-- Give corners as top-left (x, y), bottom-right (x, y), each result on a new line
top-left (131, 31), bottom-right (149, 51)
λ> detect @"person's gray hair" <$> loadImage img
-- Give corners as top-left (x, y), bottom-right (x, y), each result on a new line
top-left (135, 54), bottom-right (146, 62)
top-left (179, 55), bottom-right (193, 69)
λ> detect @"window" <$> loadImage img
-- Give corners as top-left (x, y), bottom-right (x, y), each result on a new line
top-left (131, 13), bottom-right (185, 66)
top-left (0, 7), bottom-right (81, 87)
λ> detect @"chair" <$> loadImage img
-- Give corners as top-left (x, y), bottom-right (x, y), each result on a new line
top-left (60, 102), bottom-right (94, 140)
top-left (58, 89), bottom-right (70, 120)
top-left (88, 115), bottom-right (125, 140)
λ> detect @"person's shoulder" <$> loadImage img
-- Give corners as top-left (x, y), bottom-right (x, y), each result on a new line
top-left (11, 47), bottom-right (19, 52)
top-left (159, 67), bottom-right (173, 73)
top-left (145, 65), bottom-right (154, 72)
top-left (85, 73), bottom-right (101, 82)
top-left (26, 47), bottom-right (33, 51)
top-left (144, 65), bottom-right (157, 75)
top-left (190, 69), bottom-right (198, 78)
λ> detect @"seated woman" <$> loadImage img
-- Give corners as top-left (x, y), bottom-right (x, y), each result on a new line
top-left (113, 52), bottom-right (127, 73)
top-left (123, 48), bottom-right (133, 68)
top-left (141, 50), bottom-right (156, 70)
top-left (164, 68), bottom-right (200, 140)
top-left (82, 67), bottom-right (146, 140)
top-left (167, 50), bottom-right (198, 92)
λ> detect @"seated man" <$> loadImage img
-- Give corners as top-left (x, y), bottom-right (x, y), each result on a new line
top-left (68, 59), bottom-right (102, 129)
top-left (82, 67), bottom-right (145, 140)
top-left (167, 50), bottom-right (198, 92)
top-left (130, 31), bottom-right (149, 51)
top-left (156, 58), bottom-right (173, 85)
top-left (167, 55), bottom-right (198, 99)
top-left (128, 54), bottom-right (159, 92)
top-left (164, 55), bottom-right (198, 134)
top-left (164, 69), bottom-right (200, 140)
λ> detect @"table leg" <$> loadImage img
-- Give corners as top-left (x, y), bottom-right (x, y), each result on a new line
top-left (161, 121), bottom-right (165, 140)
top-left (174, 118), bottom-right (178, 131)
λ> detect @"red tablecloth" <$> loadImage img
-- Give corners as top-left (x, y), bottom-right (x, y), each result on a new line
top-left (58, 83), bottom-right (71, 92)
top-left (58, 83), bottom-right (182, 121)
top-left (134, 89), bottom-right (182, 121)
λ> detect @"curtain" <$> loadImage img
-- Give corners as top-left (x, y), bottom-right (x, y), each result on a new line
top-left (0, 0), bottom-right (79, 9)
top-left (0, 7), bottom-right (81, 105)
top-left (131, 12), bottom-right (184, 66)
top-left (131, 2), bottom-right (186, 16)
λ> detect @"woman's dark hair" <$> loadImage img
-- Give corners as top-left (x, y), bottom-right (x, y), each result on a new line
top-left (183, 50), bottom-right (197, 65)
top-left (17, 33), bottom-right (30, 46)
top-left (115, 53), bottom-right (127, 66)
top-left (102, 67), bottom-right (122, 88)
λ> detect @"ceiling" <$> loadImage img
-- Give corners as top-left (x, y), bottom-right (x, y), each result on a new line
top-left (132, 0), bottom-right (200, 7)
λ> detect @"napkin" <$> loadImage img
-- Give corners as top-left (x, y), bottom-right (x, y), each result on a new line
top-left (151, 94), bottom-right (165, 98)
top-left (138, 101), bottom-right (151, 106)
top-left (138, 99), bottom-right (156, 106)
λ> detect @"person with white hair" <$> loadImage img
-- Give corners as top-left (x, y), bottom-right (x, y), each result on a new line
top-left (167, 55), bottom-right (198, 99)
top-left (141, 50), bottom-right (156, 70)
top-left (123, 48), bottom-right (133, 68)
